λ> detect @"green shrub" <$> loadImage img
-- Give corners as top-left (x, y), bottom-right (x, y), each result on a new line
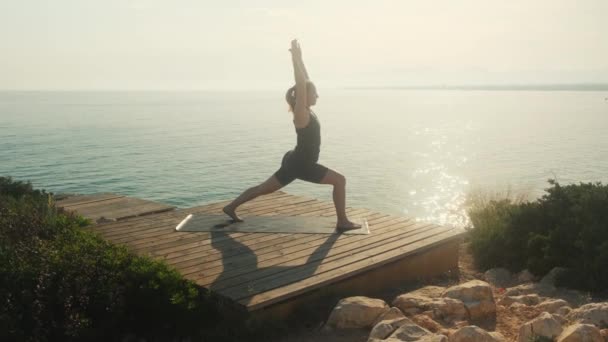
top-left (468, 179), bottom-right (608, 292)
top-left (0, 177), bottom-right (242, 341)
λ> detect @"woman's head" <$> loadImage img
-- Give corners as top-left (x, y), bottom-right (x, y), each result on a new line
top-left (285, 81), bottom-right (318, 111)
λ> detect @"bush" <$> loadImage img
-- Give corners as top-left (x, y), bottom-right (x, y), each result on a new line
top-left (0, 176), bottom-right (242, 341)
top-left (468, 179), bottom-right (608, 292)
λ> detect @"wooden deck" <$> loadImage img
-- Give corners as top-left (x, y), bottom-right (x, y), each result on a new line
top-left (57, 191), bottom-right (466, 314)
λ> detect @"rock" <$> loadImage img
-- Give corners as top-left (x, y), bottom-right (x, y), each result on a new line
top-left (553, 314), bottom-right (569, 325)
top-left (555, 288), bottom-right (590, 308)
top-left (483, 268), bottom-right (513, 288)
top-left (369, 317), bottom-right (410, 340)
top-left (499, 294), bottom-right (542, 307)
top-left (504, 283), bottom-right (557, 297)
top-left (600, 329), bottom-right (608, 341)
top-left (517, 269), bottom-right (536, 283)
top-left (386, 318), bottom-right (433, 341)
top-left (393, 293), bottom-right (437, 315)
top-left (449, 325), bottom-right (504, 342)
top-left (417, 335), bottom-right (449, 342)
top-left (374, 307), bottom-right (406, 325)
top-left (489, 332), bottom-right (506, 341)
top-left (412, 314), bottom-right (443, 333)
top-left (392, 287), bottom-right (446, 315)
top-left (442, 280), bottom-right (496, 321)
top-left (429, 298), bottom-right (468, 322)
top-left (568, 302), bottom-right (608, 327)
top-left (557, 324), bottom-right (603, 342)
top-left (393, 294), bottom-right (468, 322)
top-left (536, 299), bottom-right (570, 314)
top-left (541, 267), bottom-right (568, 286)
top-left (413, 286), bottom-right (449, 298)
top-left (326, 296), bottom-right (389, 329)
top-left (518, 312), bottom-right (564, 342)
top-left (557, 306), bottom-right (573, 316)
top-left (509, 302), bottom-right (527, 311)
top-left (384, 334), bottom-right (448, 342)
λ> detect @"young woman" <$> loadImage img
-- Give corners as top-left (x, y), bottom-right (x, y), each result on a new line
top-left (223, 39), bottom-right (360, 230)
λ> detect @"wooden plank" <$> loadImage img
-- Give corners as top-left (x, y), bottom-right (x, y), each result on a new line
top-left (197, 220), bottom-right (429, 289)
top-left (73, 197), bottom-right (174, 218)
top-left (117, 197), bottom-right (332, 252)
top-left (55, 193), bottom-right (124, 207)
top-left (221, 225), bottom-right (456, 301)
top-left (194, 216), bottom-right (419, 289)
top-left (151, 207), bottom-right (371, 272)
top-left (239, 229), bottom-right (465, 310)
top-left (165, 211), bottom-right (388, 277)
top-left (92, 192), bottom-right (293, 236)
top-left (143, 204), bottom-right (358, 261)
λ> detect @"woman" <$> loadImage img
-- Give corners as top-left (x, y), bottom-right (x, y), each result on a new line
top-left (223, 39), bottom-right (360, 230)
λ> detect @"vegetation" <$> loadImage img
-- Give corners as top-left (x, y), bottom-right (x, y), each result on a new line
top-left (468, 179), bottom-right (608, 292)
top-left (0, 176), bottom-right (245, 341)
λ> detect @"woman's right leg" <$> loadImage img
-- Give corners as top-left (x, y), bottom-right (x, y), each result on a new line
top-left (223, 175), bottom-right (284, 222)
top-left (320, 168), bottom-right (361, 230)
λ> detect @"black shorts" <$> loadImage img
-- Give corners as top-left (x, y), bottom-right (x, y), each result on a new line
top-left (274, 151), bottom-right (329, 186)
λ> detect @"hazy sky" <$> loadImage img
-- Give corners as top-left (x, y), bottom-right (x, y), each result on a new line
top-left (1, 0), bottom-right (607, 90)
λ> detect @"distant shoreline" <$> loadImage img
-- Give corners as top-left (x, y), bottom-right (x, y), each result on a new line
top-left (345, 84), bottom-right (608, 91)
top-left (1, 84), bottom-right (608, 92)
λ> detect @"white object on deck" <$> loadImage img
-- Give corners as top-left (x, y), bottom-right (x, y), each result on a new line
top-left (175, 214), bottom-right (193, 231)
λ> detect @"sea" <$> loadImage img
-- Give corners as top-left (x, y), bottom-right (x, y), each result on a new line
top-left (1, 89), bottom-right (607, 227)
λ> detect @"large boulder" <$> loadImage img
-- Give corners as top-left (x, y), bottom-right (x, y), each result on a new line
top-left (556, 324), bottom-right (603, 342)
top-left (536, 299), bottom-right (570, 314)
top-left (568, 302), bottom-right (608, 327)
top-left (442, 280), bottom-right (496, 321)
top-left (449, 325), bottom-right (505, 342)
top-left (518, 312), bottom-right (563, 342)
top-left (483, 268), bottom-right (513, 288)
top-left (325, 296), bottom-right (389, 329)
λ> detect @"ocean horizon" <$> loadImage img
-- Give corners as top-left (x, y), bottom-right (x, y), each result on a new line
top-left (2, 89), bottom-right (607, 227)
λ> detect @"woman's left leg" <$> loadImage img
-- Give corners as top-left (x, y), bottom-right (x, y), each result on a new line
top-left (223, 175), bottom-right (285, 222)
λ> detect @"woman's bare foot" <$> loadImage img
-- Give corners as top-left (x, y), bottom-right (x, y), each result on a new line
top-left (223, 205), bottom-right (243, 222)
top-left (336, 220), bottom-right (361, 231)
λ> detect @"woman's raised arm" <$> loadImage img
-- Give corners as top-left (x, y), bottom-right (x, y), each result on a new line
top-left (290, 39), bottom-right (310, 126)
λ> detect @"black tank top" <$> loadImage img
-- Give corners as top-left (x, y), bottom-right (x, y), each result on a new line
top-left (294, 111), bottom-right (321, 162)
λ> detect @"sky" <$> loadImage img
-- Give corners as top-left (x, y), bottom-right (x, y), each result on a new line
top-left (1, 0), bottom-right (607, 90)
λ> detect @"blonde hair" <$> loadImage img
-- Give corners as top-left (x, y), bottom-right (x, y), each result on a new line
top-left (285, 81), bottom-right (315, 112)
